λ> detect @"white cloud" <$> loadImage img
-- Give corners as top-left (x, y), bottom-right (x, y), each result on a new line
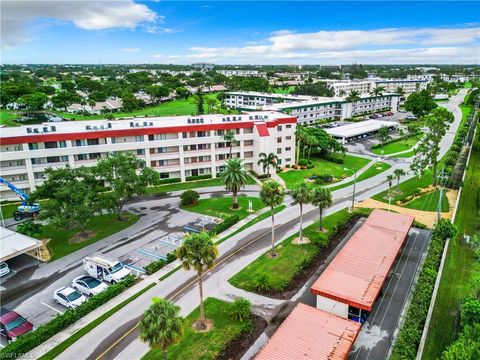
top-left (183, 26), bottom-right (480, 64)
top-left (122, 48), bottom-right (140, 53)
top-left (1, 0), bottom-right (158, 49)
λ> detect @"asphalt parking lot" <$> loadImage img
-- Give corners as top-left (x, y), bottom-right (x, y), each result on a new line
top-left (348, 227), bottom-right (431, 360)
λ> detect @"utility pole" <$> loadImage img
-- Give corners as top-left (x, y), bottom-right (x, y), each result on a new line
top-left (437, 166), bottom-right (444, 223)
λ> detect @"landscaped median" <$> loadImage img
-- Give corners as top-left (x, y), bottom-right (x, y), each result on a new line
top-left (228, 208), bottom-right (371, 298)
top-left (0, 276), bottom-right (139, 360)
top-left (180, 196), bottom-right (264, 221)
top-left (371, 133), bottom-right (422, 156)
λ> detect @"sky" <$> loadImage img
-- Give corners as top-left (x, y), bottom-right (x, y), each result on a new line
top-left (1, 1), bottom-right (479, 65)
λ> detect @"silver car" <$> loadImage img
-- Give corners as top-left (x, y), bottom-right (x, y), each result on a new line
top-left (54, 287), bottom-right (87, 309)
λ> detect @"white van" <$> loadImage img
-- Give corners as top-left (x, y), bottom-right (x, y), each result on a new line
top-left (83, 254), bottom-right (131, 284)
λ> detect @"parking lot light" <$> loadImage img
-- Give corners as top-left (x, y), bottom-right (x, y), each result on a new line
top-left (343, 168), bottom-right (357, 212)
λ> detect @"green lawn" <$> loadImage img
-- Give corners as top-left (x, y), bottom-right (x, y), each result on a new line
top-left (0, 109), bottom-right (20, 127)
top-left (229, 209), bottom-right (351, 292)
top-left (272, 86), bottom-right (295, 94)
top-left (39, 213), bottom-right (139, 261)
top-left (371, 134), bottom-right (423, 155)
top-left (422, 124), bottom-right (480, 359)
top-left (0, 200), bottom-right (49, 219)
top-left (146, 176), bottom-right (255, 194)
top-left (391, 150), bottom-right (415, 159)
top-left (181, 196), bottom-right (264, 220)
top-left (403, 189), bottom-right (449, 212)
top-left (278, 154), bottom-right (371, 189)
top-left (142, 298), bottom-right (252, 360)
top-left (329, 162), bottom-right (392, 191)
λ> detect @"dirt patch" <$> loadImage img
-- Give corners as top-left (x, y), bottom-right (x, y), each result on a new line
top-left (217, 314), bottom-right (267, 360)
top-left (192, 319), bottom-right (214, 332)
top-left (27, 238), bottom-right (51, 262)
top-left (249, 215), bottom-right (362, 300)
top-left (69, 230), bottom-right (96, 244)
top-left (292, 236), bottom-right (311, 244)
top-left (266, 251), bottom-right (279, 259)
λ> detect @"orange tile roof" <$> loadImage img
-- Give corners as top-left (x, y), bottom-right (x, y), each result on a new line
top-left (255, 303), bottom-right (360, 360)
top-left (311, 209), bottom-right (414, 311)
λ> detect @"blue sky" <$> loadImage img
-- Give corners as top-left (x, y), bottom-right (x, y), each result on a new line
top-left (2, 1), bottom-right (479, 64)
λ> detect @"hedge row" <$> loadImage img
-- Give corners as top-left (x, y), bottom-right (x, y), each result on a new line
top-left (144, 253), bottom-right (177, 275)
top-left (209, 214), bottom-right (240, 236)
top-left (157, 178), bottom-right (181, 185)
top-left (249, 170), bottom-right (270, 179)
top-left (185, 174), bottom-right (212, 181)
top-left (370, 132), bottom-right (421, 150)
top-left (0, 275), bottom-right (136, 360)
top-left (390, 220), bottom-right (457, 360)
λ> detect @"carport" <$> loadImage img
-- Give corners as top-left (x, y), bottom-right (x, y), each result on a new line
top-left (0, 226), bottom-right (42, 262)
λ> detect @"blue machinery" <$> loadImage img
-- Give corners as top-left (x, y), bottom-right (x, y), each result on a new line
top-left (0, 177), bottom-right (41, 221)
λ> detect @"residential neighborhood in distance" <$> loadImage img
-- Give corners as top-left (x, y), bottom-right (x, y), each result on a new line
top-left (0, 1), bottom-right (479, 360)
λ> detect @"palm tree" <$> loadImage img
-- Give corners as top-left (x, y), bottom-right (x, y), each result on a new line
top-left (260, 180), bottom-right (285, 255)
top-left (386, 174), bottom-right (395, 202)
top-left (371, 86), bottom-right (385, 114)
top-left (291, 182), bottom-right (313, 243)
top-left (257, 152), bottom-right (278, 175)
top-left (295, 126), bottom-right (308, 164)
top-left (312, 187), bottom-right (332, 232)
top-left (176, 232), bottom-right (218, 329)
top-left (396, 86), bottom-right (405, 97)
top-left (223, 130), bottom-right (237, 158)
top-left (346, 90), bottom-right (360, 116)
top-left (139, 297), bottom-right (183, 360)
top-left (393, 169), bottom-right (406, 188)
top-left (220, 158), bottom-right (249, 209)
top-left (306, 134), bottom-right (318, 159)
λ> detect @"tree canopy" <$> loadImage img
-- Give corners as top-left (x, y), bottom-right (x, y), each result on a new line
top-left (404, 90), bottom-right (438, 117)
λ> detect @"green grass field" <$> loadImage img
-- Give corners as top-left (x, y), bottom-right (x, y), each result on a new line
top-left (329, 162), bottom-right (392, 191)
top-left (403, 189), bottom-right (449, 212)
top-left (391, 150), bottom-right (415, 158)
top-left (371, 134), bottom-right (423, 155)
top-left (142, 298), bottom-right (252, 360)
top-left (40, 213), bottom-right (139, 261)
top-left (422, 124), bottom-right (480, 359)
top-left (228, 209), bottom-right (351, 292)
top-left (181, 196), bottom-right (264, 220)
top-left (272, 86), bottom-right (295, 94)
top-left (278, 154), bottom-right (370, 189)
top-left (146, 176), bottom-right (256, 194)
top-left (0, 109), bottom-right (20, 127)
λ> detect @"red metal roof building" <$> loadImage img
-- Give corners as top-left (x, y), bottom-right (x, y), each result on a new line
top-left (255, 303), bottom-right (361, 360)
top-left (311, 209), bottom-right (414, 320)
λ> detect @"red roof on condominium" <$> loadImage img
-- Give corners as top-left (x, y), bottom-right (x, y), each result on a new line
top-left (255, 303), bottom-right (361, 360)
top-left (255, 123), bottom-right (270, 137)
top-left (311, 209), bottom-right (414, 311)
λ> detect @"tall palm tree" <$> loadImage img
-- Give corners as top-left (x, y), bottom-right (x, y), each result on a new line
top-left (223, 130), bottom-right (237, 158)
top-left (387, 174), bottom-right (395, 203)
top-left (220, 158), bottom-right (249, 209)
top-left (306, 134), bottom-right (318, 159)
top-left (312, 187), bottom-right (332, 232)
top-left (176, 232), bottom-right (218, 329)
top-left (257, 152), bottom-right (278, 175)
top-left (346, 90), bottom-right (361, 116)
top-left (396, 86), bottom-right (405, 97)
top-left (295, 126), bottom-right (308, 164)
top-left (139, 297), bottom-right (183, 360)
top-left (371, 86), bottom-right (385, 114)
top-left (291, 182), bottom-right (313, 243)
top-left (260, 180), bottom-right (285, 255)
top-left (393, 169), bottom-right (406, 188)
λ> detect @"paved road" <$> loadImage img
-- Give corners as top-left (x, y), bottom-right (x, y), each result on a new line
top-left (6, 90), bottom-right (468, 356)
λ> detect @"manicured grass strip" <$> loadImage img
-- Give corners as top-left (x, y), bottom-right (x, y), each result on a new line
top-left (371, 134), bottom-right (422, 155)
top-left (391, 150), bottom-right (415, 158)
top-left (159, 265), bottom-right (182, 281)
top-left (422, 124), bottom-right (480, 359)
top-left (146, 176), bottom-right (255, 194)
top-left (40, 213), bottom-right (139, 261)
top-left (217, 204), bottom-right (286, 244)
top-left (228, 209), bottom-right (351, 292)
top-left (38, 282), bottom-right (157, 360)
top-left (142, 298), bottom-right (252, 360)
top-left (181, 196), bottom-right (264, 220)
top-left (0, 109), bottom-right (20, 127)
top-left (330, 162), bottom-right (392, 191)
top-left (278, 154), bottom-right (370, 189)
top-left (403, 189), bottom-right (449, 212)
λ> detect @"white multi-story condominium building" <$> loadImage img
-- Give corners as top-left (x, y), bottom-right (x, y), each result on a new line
top-left (0, 112), bottom-right (296, 200)
top-left (406, 74), bottom-right (435, 82)
top-left (217, 70), bottom-right (261, 77)
top-left (225, 91), bottom-right (311, 109)
top-left (373, 79), bottom-right (428, 94)
top-left (225, 92), bottom-right (400, 125)
top-left (324, 80), bottom-right (375, 96)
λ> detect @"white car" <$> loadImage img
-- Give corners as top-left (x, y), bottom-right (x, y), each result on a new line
top-left (53, 287), bottom-right (87, 309)
top-left (72, 275), bottom-right (108, 296)
top-left (0, 262), bottom-right (10, 277)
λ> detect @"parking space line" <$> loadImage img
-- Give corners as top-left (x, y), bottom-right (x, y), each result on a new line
top-left (41, 301), bottom-right (64, 314)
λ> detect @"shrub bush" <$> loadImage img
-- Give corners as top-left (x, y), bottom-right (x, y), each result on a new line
top-left (185, 174), bottom-right (212, 181)
top-left (314, 174), bottom-right (333, 185)
top-left (253, 273), bottom-right (271, 291)
top-left (144, 259), bottom-right (166, 275)
top-left (180, 190), bottom-right (200, 206)
top-left (306, 164), bottom-right (314, 169)
top-left (0, 276), bottom-right (136, 360)
top-left (298, 159), bottom-right (308, 166)
top-left (209, 214), bottom-right (240, 236)
top-left (230, 298), bottom-right (252, 322)
top-left (324, 155), bottom-right (344, 164)
top-left (285, 164), bottom-right (291, 168)
top-left (157, 178), bottom-right (181, 185)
